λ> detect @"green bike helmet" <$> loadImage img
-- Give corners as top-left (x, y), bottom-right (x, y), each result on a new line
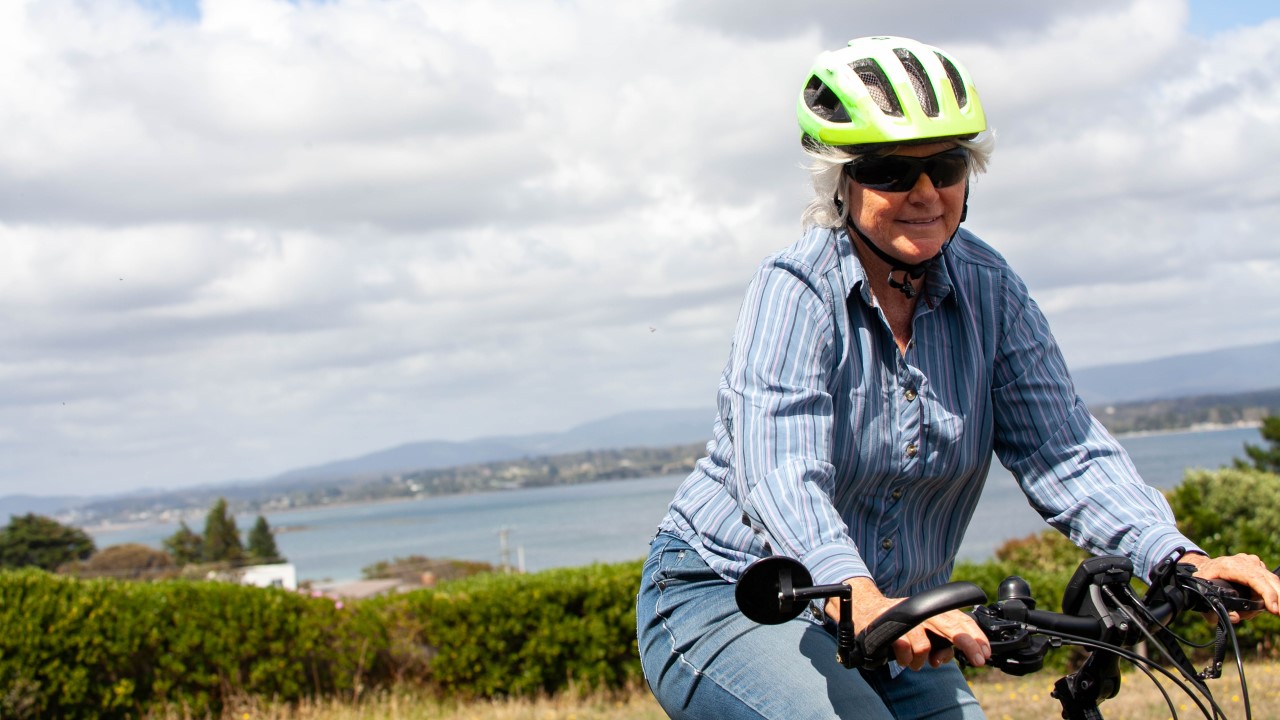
top-left (798, 36), bottom-right (986, 149)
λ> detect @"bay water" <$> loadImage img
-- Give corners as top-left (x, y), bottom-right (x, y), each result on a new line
top-left (87, 426), bottom-right (1260, 583)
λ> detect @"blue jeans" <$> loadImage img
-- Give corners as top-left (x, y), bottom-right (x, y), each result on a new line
top-left (636, 533), bottom-right (986, 719)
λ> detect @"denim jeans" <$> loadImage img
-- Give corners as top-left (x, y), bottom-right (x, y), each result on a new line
top-left (636, 533), bottom-right (987, 719)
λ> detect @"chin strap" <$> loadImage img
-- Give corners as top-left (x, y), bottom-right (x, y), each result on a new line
top-left (845, 220), bottom-right (931, 299)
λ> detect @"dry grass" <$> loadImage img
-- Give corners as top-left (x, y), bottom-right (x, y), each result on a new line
top-left (972, 659), bottom-right (1280, 720)
top-left (147, 685), bottom-right (669, 720)
top-left (148, 662), bottom-right (1280, 719)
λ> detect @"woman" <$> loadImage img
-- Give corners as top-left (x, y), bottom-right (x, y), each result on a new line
top-left (635, 36), bottom-right (1280, 720)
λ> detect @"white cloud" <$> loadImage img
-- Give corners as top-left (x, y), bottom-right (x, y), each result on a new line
top-left (1, 0), bottom-right (1278, 496)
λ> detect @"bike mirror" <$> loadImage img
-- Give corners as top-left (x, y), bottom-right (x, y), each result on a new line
top-left (736, 556), bottom-right (814, 625)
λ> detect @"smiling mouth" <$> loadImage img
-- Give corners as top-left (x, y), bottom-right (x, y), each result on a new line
top-left (899, 216), bottom-right (941, 225)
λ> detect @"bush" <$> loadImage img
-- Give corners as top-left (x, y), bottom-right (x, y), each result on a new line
top-left (0, 570), bottom-right (392, 719)
top-left (1167, 466), bottom-right (1280, 562)
top-left (375, 561), bottom-right (644, 698)
top-left (67, 543), bottom-right (176, 580)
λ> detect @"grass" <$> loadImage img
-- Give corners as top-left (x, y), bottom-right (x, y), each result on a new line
top-left (148, 662), bottom-right (1280, 719)
top-left (973, 659), bottom-right (1280, 720)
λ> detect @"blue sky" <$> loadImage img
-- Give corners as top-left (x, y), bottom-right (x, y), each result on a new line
top-left (1188, 0), bottom-right (1278, 35)
top-left (5, 0), bottom-right (1280, 497)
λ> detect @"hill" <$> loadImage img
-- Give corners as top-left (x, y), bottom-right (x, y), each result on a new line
top-left (1071, 340), bottom-right (1280, 405)
top-left (5, 340), bottom-right (1278, 523)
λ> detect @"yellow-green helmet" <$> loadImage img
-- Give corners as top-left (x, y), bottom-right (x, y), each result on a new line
top-left (798, 36), bottom-right (986, 149)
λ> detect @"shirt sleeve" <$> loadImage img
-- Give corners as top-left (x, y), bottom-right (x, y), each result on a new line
top-left (719, 258), bottom-right (869, 587)
top-left (990, 270), bottom-right (1202, 582)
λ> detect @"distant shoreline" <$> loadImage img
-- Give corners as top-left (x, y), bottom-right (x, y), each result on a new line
top-left (1114, 420), bottom-right (1261, 440)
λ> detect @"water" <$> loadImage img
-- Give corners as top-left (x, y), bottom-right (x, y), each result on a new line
top-left (87, 426), bottom-right (1260, 582)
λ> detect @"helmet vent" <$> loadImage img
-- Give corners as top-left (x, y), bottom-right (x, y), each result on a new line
top-left (935, 52), bottom-right (969, 109)
top-left (849, 59), bottom-right (902, 117)
top-left (894, 49), bottom-right (939, 117)
top-left (803, 76), bottom-right (852, 123)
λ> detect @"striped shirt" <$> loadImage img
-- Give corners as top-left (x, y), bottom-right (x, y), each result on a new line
top-left (657, 225), bottom-right (1199, 596)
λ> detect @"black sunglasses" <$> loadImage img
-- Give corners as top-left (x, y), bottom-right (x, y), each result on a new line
top-left (844, 148), bottom-right (970, 192)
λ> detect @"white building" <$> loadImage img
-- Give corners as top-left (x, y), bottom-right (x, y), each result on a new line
top-left (238, 563), bottom-right (298, 590)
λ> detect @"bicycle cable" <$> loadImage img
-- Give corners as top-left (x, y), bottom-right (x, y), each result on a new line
top-left (1028, 629), bottom-right (1216, 719)
top-left (1104, 585), bottom-right (1228, 720)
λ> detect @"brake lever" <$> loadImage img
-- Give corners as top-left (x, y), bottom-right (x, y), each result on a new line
top-left (1199, 578), bottom-right (1264, 614)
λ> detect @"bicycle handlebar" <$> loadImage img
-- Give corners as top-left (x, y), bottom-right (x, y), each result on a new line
top-left (737, 551), bottom-right (1279, 718)
top-left (854, 581), bottom-right (987, 666)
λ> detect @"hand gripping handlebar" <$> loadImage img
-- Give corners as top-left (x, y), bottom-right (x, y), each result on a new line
top-left (735, 555), bottom-right (987, 668)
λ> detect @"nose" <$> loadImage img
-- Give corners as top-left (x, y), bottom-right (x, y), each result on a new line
top-left (906, 171), bottom-right (942, 202)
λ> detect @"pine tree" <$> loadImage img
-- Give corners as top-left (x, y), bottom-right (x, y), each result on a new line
top-left (1239, 416), bottom-right (1280, 474)
top-left (246, 515), bottom-right (283, 563)
top-left (163, 520), bottom-right (204, 565)
top-left (201, 498), bottom-right (243, 564)
top-left (0, 513), bottom-right (96, 571)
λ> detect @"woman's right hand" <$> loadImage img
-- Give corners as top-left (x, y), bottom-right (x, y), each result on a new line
top-left (827, 577), bottom-right (992, 671)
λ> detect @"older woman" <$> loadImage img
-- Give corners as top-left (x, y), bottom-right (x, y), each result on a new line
top-left (635, 36), bottom-right (1280, 720)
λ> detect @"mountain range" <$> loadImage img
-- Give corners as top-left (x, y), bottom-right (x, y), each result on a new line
top-left (4, 339), bottom-right (1278, 519)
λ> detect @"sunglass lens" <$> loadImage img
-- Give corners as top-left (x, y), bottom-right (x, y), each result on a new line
top-left (850, 156), bottom-right (917, 191)
top-left (847, 150), bottom-right (968, 192)
top-left (927, 153), bottom-right (968, 188)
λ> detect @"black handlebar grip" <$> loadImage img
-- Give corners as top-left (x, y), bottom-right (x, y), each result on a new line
top-left (856, 581), bottom-right (988, 666)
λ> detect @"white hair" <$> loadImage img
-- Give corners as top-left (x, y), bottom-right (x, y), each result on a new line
top-left (800, 133), bottom-right (996, 229)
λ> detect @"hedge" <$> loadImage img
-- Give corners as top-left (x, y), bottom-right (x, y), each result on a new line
top-left (370, 561), bottom-right (644, 698)
top-left (0, 570), bottom-right (391, 718)
top-left (0, 561), bottom-right (645, 718)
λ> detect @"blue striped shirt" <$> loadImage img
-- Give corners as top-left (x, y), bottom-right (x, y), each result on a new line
top-left (657, 225), bottom-right (1200, 596)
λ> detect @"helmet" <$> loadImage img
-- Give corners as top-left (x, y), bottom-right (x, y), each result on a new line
top-left (798, 36), bottom-right (986, 149)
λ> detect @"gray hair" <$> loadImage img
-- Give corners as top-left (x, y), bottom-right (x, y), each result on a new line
top-left (800, 133), bottom-right (996, 229)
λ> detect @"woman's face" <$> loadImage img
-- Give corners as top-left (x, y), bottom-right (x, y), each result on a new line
top-left (845, 141), bottom-right (967, 266)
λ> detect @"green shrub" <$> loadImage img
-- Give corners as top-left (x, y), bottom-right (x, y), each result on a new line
top-left (1168, 466), bottom-right (1280, 562)
top-left (0, 570), bottom-right (391, 719)
top-left (1166, 466), bottom-right (1280, 659)
top-left (377, 561), bottom-right (644, 698)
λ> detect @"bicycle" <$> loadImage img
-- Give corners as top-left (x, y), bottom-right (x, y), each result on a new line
top-left (735, 550), bottom-right (1280, 719)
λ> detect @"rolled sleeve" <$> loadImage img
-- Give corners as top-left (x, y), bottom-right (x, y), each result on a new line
top-left (992, 272), bottom-right (1202, 581)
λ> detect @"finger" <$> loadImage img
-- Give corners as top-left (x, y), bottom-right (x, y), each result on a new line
top-left (897, 630), bottom-right (931, 671)
top-left (949, 632), bottom-right (988, 668)
top-left (892, 636), bottom-right (916, 670)
top-left (928, 645), bottom-right (955, 668)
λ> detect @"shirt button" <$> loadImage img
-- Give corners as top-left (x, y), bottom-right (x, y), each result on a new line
top-left (905, 442), bottom-right (918, 458)
top-left (890, 488), bottom-right (903, 501)
top-left (904, 388), bottom-right (918, 402)
top-left (881, 538), bottom-right (894, 550)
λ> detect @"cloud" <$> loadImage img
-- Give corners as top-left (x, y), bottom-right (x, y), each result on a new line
top-left (1, 0), bottom-right (1279, 496)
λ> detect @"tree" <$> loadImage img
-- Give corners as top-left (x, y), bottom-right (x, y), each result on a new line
top-left (1237, 416), bottom-right (1280, 474)
top-left (163, 521), bottom-right (204, 565)
top-left (246, 515), bottom-right (283, 563)
top-left (201, 498), bottom-right (243, 564)
top-left (0, 513), bottom-right (96, 571)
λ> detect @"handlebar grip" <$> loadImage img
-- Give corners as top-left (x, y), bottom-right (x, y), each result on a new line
top-left (856, 581), bottom-right (988, 666)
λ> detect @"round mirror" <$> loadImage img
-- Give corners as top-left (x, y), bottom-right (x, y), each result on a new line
top-left (735, 556), bottom-right (814, 625)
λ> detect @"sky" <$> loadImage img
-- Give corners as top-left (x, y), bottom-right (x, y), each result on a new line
top-left (3, 0), bottom-right (1280, 498)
